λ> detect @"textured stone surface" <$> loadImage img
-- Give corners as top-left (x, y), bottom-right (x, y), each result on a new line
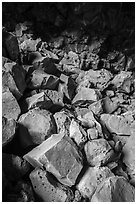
top-left (30, 168), bottom-right (74, 202)
top-left (91, 176), bottom-right (135, 202)
top-left (72, 88), bottom-right (102, 104)
top-left (84, 138), bottom-right (115, 166)
top-left (77, 166), bottom-right (114, 199)
top-left (18, 108), bottom-right (56, 147)
top-left (2, 117), bottom-right (16, 147)
top-left (24, 135), bottom-right (83, 186)
top-left (2, 89), bottom-right (21, 120)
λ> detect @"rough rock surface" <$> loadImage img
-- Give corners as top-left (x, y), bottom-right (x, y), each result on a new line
top-left (30, 168), bottom-right (74, 202)
top-left (91, 176), bottom-right (135, 202)
top-left (84, 138), bottom-right (115, 166)
top-left (18, 108), bottom-right (56, 147)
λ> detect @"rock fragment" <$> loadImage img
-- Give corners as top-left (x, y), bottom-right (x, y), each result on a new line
top-left (91, 176), bottom-right (135, 202)
top-left (2, 89), bottom-right (21, 120)
top-left (84, 138), bottom-right (115, 166)
top-left (18, 108), bottom-right (56, 148)
top-left (30, 168), bottom-right (74, 202)
top-left (77, 166), bottom-right (114, 199)
top-left (2, 117), bottom-right (16, 147)
top-left (24, 134), bottom-right (83, 186)
top-left (72, 88), bottom-right (102, 105)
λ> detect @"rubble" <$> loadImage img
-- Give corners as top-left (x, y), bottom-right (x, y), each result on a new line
top-left (30, 168), bottom-right (74, 202)
top-left (18, 108), bottom-right (56, 147)
top-left (24, 135), bottom-right (83, 187)
top-left (84, 138), bottom-right (115, 166)
top-left (91, 176), bottom-right (135, 202)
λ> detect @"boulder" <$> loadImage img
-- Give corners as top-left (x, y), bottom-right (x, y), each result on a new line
top-left (30, 168), bottom-right (74, 202)
top-left (3, 62), bottom-right (26, 100)
top-left (69, 119), bottom-right (87, 146)
top-left (27, 69), bottom-right (59, 90)
top-left (2, 30), bottom-right (19, 61)
top-left (84, 138), bottom-right (115, 166)
top-left (2, 89), bottom-right (21, 120)
top-left (72, 88), bottom-right (102, 105)
top-left (18, 108), bottom-right (56, 148)
top-left (2, 117), bottom-right (16, 147)
top-left (91, 176), bottom-right (135, 202)
top-left (2, 153), bottom-right (31, 182)
top-left (77, 166), bottom-right (114, 199)
top-left (24, 134), bottom-right (83, 187)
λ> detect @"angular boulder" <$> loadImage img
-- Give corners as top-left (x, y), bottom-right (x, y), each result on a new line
top-left (84, 138), bottom-right (115, 166)
top-left (91, 176), bottom-right (135, 202)
top-left (24, 134), bottom-right (83, 186)
top-left (18, 108), bottom-right (56, 148)
top-left (77, 166), bottom-right (114, 199)
top-left (30, 168), bottom-right (74, 202)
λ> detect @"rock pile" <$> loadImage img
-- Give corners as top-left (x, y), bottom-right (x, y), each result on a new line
top-left (2, 2), bottom-right (135, 202)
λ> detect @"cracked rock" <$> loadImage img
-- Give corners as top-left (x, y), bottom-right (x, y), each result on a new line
top-left (72, 88), bottom-right (102, 105)
top-left (18, 108), bottom-right (56, 148)
top-left (2, 117), bottom-right (16, 147)
top-left (77, 166), bottom-right (114, 199)
top-left (2, 89), bottom-right (21, 120)
top-left (84, 138), bottom-right (115, 166)
top-left (30, 168), bottom-right (74, 202)
top-left (91, 176), bottom-right (135, 202)
top-left (24, 134), bottom-right (83, 186)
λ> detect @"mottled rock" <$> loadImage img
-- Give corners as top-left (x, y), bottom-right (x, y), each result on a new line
top-left (27, 69), bottom-right (59, 90)
top-left (2, 30), bottom-right (19, 61)
top-left (76, 69), bottom-right (112, 90)
top-left (2, 89), bottom-right (21, 120)
top-left (87, 128), bottom-right (99, 140)
top-left (2, 117), bottom-right (16, 147)
top-left (18, 108), bottom-right (56, 148)
top-left (30, 168), bottom-right (74, 202)
top-left (77, 166), bottom-right (114, 199)
top-left (3, 62), bottom-right (26, 100)
top-left (19, 38), bottom-right (41, 52)
top-left (24, 135), bottom-right (83, 187)
top-left (123, 132), bottom-right (135, 178)
top-left (2, 153), bottom-right (31, 182)
top-left (84, 138), bottom-right (115, 166)
top-left (100, 112), bottom-right (134, 135)
top-left (91, 176), bottom-right (135, 202)
top-left (69, 119), bottom-right (87, 146)
top-left (72, 88), bottom-right (102, 105)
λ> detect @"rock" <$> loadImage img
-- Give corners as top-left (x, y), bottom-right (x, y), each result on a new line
top-left (123, 132), bottom-right (135, 178)
top-left (2, 89), bottom-right (21, 120)
top-left (112, 134), bottom-right (129, 147)
top-left (73, 190), bottom-right (82, 202)
top-left (27, 51), bottom-right (44, 64)
top-left (88, 100), bottom-right (103, 116)
top-left (27, 69), bottom-right (59, 90)
top-left (38, 58), bottom-right (60, 75)
top-left (2, 30), bottom-right (19, 61)
top-left (24, 134), bottom-right (83, 186)
top-left (59, 74), bottom-right (76, 100)
top-left (91, 176), bottom-right (135, 202)
top-left (100, 112), bottom-right (134, 135)
top-left (2, 153), bottom-right (31, 182)
top-left (30, 168), bottom-right (74, 202)
top-left (69, 119), bottom-right (87, 147)
top-left (19, 38), bottom-right (41, 52)
top-left (77, 166), bottom-right (114, 199)
top-left (84, 138), bottom-right (115, 166)
top-left (54, 110), bottom-right (72, 134)
top-left (111, 71), bottom-right (132, 90)
top-left (60, 51), bottom-right (80, 68)
top-left (77, 111), bottom-right (103, 137)
top-left (18, 108), bottom-right (56, 148)
top-left (87, 128), bottom-right (99, 140)
top-left (76, 69), bottom-right (112, 90)
top-left (72, 88), bottom-right (102, 105)
top-left (102, 96), bottom-right (119, 114)
top-left (3, 62), bottom-right (26, 100)
top-left (2, 117), bottom-right (16, 147)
